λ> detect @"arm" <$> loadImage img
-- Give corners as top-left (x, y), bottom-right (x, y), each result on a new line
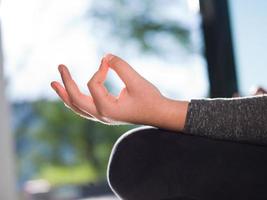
top-left (51, 54), bottom-right (267, 145)
top-left (51, 54), bottom-right (189, 131)
top-left (184, 96), bottom-right (267, 145)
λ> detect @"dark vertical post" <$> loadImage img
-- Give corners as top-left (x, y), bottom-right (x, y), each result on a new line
top-left (200, 0), bottom-right (238, 97)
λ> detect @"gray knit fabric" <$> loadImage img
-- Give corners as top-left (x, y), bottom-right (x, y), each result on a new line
top-left (184, 95), bottom-right (267, 145)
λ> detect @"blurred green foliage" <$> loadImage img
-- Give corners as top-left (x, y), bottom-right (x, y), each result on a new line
top-left (15, 100), bottom-right (134, 186)
top-left (38, 162), bottom-right (98, 186)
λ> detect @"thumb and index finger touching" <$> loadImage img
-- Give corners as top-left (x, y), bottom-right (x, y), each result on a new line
top-left (86, 53), bottom-right (140, 117)
top-left (89, 54), bottom-right (140, 99)
top-left (102, 54), bottom-right (140, 90)
top-left (51, 54), bottom-right (139, 117)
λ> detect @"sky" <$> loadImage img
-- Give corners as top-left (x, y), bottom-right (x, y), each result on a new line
top-left (1, 0), bottom-right (267, 102)
top-left (1, 0), bottom-right (209, 102)
top-left (229, 0), bottom-right (267, 95)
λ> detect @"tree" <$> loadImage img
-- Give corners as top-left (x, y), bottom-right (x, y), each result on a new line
top-left (16, 100), bottom-right (134, 184)
top-left (88, 0), bottom-right (193, 59)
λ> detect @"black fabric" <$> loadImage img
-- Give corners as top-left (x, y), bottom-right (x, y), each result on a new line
top-left (107, 127), bottom-right (267, 200)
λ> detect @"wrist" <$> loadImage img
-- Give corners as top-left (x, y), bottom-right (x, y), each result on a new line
top-left (152, 97), bottom-right (189, 131)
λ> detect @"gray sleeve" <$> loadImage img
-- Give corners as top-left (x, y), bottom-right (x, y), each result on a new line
top-left (184, 95), bottom-right (267, 145)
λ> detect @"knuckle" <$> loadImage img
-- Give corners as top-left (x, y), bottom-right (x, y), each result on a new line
top-left (87, 74), bottom-right (101, 89)
top-left (87, 79), bottom-right (95, 89)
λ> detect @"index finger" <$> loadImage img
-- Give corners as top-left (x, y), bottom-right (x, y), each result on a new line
top-left (58, 64), bottom-right (98, 116)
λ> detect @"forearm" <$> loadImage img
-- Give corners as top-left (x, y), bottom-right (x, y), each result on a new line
top-left (51, 53), bottom-right (267, 146)
top-left (184, 95), bottom-right (267, 145)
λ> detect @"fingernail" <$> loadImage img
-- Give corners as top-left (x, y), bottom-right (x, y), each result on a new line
top-left (51, 82), bottom-right (57, 91)
top-left (104, 53), bottom-right (114, 62)
top-left (58, 64), bottom-right (64, 73)
top-left (51, 82), bottom-right (60, 93)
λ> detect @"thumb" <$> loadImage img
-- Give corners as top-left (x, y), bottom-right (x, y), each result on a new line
top-left (105, 54), bottom-right (141, 91)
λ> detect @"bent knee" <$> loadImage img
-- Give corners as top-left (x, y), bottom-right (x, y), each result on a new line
top-left (107, 126), bottom-right (163, 199)
top-left (107, 127), bottom-right (214, 199)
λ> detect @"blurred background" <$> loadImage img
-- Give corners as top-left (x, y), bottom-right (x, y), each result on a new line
top-left (0, 0), bottom-right (266, 199)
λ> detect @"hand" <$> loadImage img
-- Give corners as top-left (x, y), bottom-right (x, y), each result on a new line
top-left (51, 54), bottom-right (188, 131)
top-left (253, 87), bottom-right (267, 95)
top-left (233, 87), bottom-right (267, 97)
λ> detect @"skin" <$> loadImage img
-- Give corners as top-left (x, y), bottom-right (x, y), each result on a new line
top-left (233, 87), bottom-right (267, 97)
top-left (253, 87), bottom-right (267, 95)
top-left (51, 54), bottom-right (189, 132)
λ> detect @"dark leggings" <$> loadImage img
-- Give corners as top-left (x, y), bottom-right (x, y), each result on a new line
top-left (107, 127), bottom-right (267, 200)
